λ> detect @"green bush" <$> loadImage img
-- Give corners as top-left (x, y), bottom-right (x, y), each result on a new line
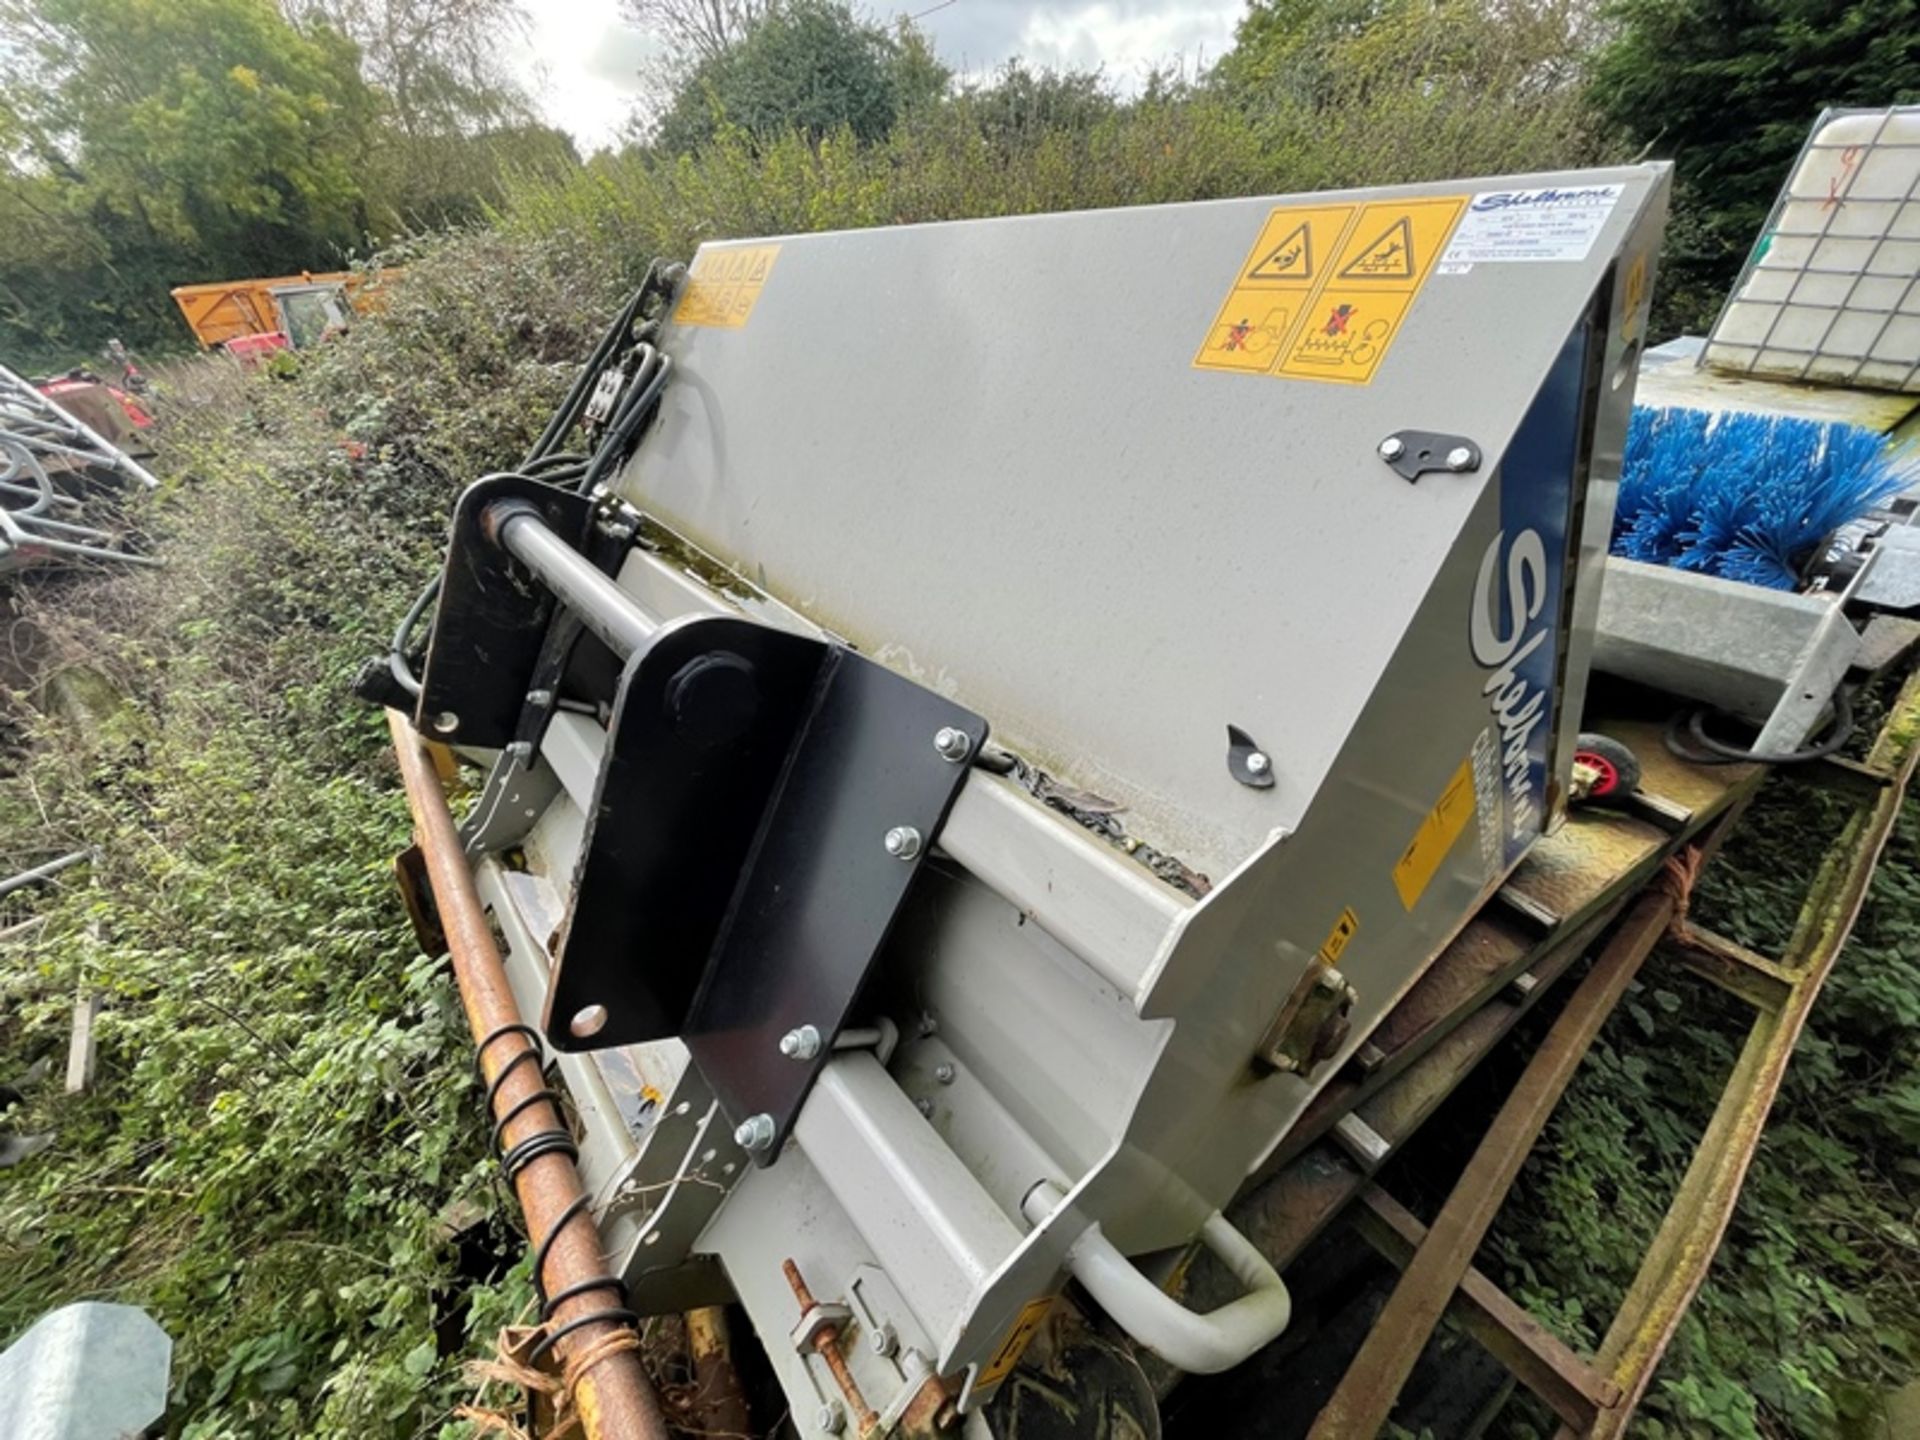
top-left (0, 226), bottom-right (620, 1438)
top-left (501, 6), bottom-right (1611, 267)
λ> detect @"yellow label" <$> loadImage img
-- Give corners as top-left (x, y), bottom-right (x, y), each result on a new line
top-left (1393, 758), bottom-right (1476, 910)
top-left (1274, 196), bottom-right (1467, 386)
top-left (978, 1295), bottom-right (1054, 1389)
top-left (1622, 252), bottom-right (1648, 340)
top-left (1317, 906), bottom-right (1360, 966)
top-left (674, 243), bottom-right (781, 329)
top-left (1193, 204), bottom-right (1358, 374)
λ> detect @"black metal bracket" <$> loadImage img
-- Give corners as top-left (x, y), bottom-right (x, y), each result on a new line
top-left (536, 613), bottom-right (986, 1161)
top-left (415, 474), bottom-right (598, 748)
top-left (1377, 431), bottom-right (1482, 483)
top-left (1226, 724), bottom-right (1276, 789)
top-left (416, 474), bottom-right (990, 1158)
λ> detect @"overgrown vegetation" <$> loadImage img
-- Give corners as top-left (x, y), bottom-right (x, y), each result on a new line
top-left (3, 0), bottom-right (1920, 1434)
top-left (1487, 776), bottom-right (1920, 1439)
top-left (0, 231), bottom-right (621, 1436)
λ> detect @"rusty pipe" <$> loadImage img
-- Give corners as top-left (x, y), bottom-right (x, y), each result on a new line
top-left (783, 1257), bottom-right (880, 1433)
top-left (389, 710), bottom-right (670, 1440)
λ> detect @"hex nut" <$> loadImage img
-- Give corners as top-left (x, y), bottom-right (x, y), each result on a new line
top-left (734, 1113), bottom-right (776, 1152)
top-left (934, 726), bottom-right (972, 762)
top-left (779, 1024), bottom-right (823, 1061)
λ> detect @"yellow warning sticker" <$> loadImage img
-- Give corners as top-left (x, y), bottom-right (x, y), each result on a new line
top-left (978, 1295), bottom-right (1054, 1389)
top-left (1274, 196), bottom-right (1468, 386)
top-left (1622, 251), bottom-right (1649, 340)
top-left (674, 243), bottom-right (780, 329)
top-left (1317, 906), bottom-right (1360, 967)
top-left (1393, 757), bottom-right (1477, 911)
top-left (1193, 204), bottom-right (1357, 374)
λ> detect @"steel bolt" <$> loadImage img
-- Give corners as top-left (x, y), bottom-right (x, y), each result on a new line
top-left (1378, 436), bottom-right (1406, 461)
top-left (816, 1400), bottom-right (846, 1435)
top-left (527, 688), bottom-right (555, 707)
top-left (779, 1024), bottom-right (823, 1061)
top-left (934, 726), bottom-right (972, 763)
top-left (884, 826), bottom-right (923, 860)
top-left (505, 740), bottom-right (534, 764)
top-left (869, 1323), bottom-right (897, 1357)
top-left (915, 1098), bottom-right (934, 1118)
top-left (934, 1062), bottom-right (956, 1085)
top-left (1445, 446), bottom-right (1475, 472)
top-left (734, 1113), bottom-right (776, 1152)
top-left (1246, 750), bottom-right (1271, 775)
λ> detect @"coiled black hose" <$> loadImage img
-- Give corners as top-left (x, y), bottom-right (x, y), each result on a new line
top-left (1663, 687), bottom-right (1857, 766)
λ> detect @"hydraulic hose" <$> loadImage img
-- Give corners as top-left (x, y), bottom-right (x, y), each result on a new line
top-left (386, 268), bottom-right (674, 699)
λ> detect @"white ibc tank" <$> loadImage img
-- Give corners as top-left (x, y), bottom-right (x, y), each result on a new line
top-left (1703, 106), bottom-right (1920, 393)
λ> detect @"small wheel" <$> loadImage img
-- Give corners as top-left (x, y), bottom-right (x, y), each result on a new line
top-left (1573, 732), bottom-right (1641, 806)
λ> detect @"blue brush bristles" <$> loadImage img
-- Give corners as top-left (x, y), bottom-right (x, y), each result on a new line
top-left (1611, 406), bottom-right (1910, 590)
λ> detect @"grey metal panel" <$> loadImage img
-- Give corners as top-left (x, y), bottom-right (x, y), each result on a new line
top-left (0, 1302), bottom-right (170, 1440)
top-left (622, 166), bottom-right (1671, 880)
top-left (1593, 557), bottom-right (1860, 745)
top-left (794, 1052), bottom-right (1026, 1367)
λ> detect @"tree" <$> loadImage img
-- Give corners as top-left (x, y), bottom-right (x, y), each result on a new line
top-left (0, 0), bottom-right (559, 356)
top-left (953, 61), bottom-right (1116, 150)
top-left (281, 0), bottom-right (534, 137)
top-left (620, 0), bottom-right (776, 68)
top-left (1593, 0), bottom-right (1920, 336)
top-left (650, 1), bottom-right (947, 153)
top-left (0, 0), bottom-right (379, 354)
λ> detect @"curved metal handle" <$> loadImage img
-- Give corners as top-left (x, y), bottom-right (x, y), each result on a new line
top-left (1023, 1180), bottom-right (1291, 1374)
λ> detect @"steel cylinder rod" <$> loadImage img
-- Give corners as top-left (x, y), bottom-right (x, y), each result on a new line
top-left (485, 502), bottom-right (659, 661)
top-left (388, 711), bottom-right (671, 1440)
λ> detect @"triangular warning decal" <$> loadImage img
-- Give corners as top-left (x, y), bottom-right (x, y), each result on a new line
top-left (1339, 218), bottom-right (1417, 280)
top-left (1247, 223), bottom-right (1313, 282)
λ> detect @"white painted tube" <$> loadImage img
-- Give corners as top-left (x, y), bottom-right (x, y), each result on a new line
top-left (1022, 1180), bottom-right (1291, 1374)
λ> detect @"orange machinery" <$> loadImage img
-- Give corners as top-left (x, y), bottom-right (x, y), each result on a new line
top-left (169, 271), bottom-right (372, 352)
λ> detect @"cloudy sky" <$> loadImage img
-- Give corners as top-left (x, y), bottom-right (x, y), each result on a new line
top-left (513, 0), bottom-right (1242, 151)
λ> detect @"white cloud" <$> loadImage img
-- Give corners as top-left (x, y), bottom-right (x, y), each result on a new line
top-left (515, 0), bottom-right (656, 153)
top-left (1014, 0), bottom-right (1239, 86)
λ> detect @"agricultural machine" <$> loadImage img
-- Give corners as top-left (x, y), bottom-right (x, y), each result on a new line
top-left (373, 109), bottom-right (1920, 1440)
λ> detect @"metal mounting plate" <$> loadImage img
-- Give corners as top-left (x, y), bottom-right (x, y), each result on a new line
top-left (416, 474), bottom-right (595, 748)
top-left (683, 649), bottom-right (986, 1161)
top-left (541, 617), bottom-right (986, 1155)
top-left (544, 614), bottom-right (827, 1048)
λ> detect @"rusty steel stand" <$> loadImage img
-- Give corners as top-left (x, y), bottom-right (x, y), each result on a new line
top-left (1296, 669), bottom-right (1920, 1437)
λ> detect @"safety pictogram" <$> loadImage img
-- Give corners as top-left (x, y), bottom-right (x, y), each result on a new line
top-left (1275, 195), bottom-right (1467, 385)
top-left (1247, 222), bottom-right (1315, 282)
top-left (1194, 203), bottom-right (1357, 374)
top-left (676, 243), bottom-right (781, 329)
top-left (1338, 217), bottom-right (1417, 280)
